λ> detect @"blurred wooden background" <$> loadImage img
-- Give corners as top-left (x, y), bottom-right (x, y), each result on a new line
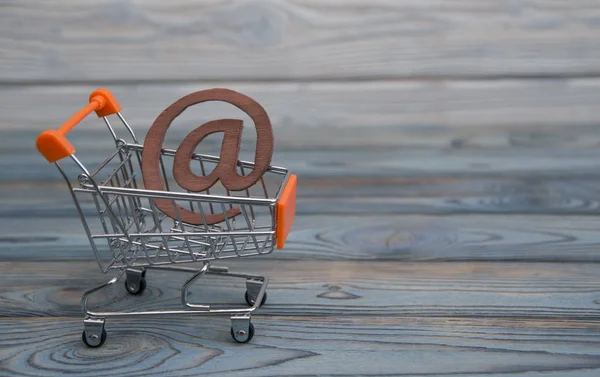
top-left (3, 1), bottom-right (600, 376)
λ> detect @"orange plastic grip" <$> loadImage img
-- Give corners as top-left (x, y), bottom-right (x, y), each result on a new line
top-left (36, 88), bottom-right (121, 163)
top-left (276, 174), bottom-right (297, 249)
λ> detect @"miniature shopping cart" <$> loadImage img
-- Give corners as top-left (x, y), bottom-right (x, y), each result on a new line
top-left (36, 88), bottom-right (297, 346)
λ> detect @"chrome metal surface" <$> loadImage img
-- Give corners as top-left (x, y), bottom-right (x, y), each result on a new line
top-left (116, 112), bottom-right (138, 143)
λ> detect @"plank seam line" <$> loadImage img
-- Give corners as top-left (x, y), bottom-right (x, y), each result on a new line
top-left (2, 73), bottom-right (600, 87)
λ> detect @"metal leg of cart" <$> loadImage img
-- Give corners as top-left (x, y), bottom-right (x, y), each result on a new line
top-left (79, 263), bottom-right (269, 346)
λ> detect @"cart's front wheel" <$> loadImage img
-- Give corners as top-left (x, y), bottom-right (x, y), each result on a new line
top-left (125, 278), bottom-right (146, 295)
top-left (231, 322), bottom-right (255, 343)
top-left (245, 291), bottom-right (267, 307)
top-left (82, 328), bottom-right (107, 348)
top-left (125, 268), bottom-right (147, 295)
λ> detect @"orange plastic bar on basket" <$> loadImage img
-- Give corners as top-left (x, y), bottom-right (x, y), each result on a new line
top-left (36, 89), bottom-right (121, 163)
top-left (276, 174), bottom-right (297, 249)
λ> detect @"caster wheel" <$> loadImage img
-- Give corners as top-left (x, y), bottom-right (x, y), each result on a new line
top-left (125, 278), bottom-right (146, 295)
top-left (245, 291), bottom-right (267, 307)
top-left (82, 328), bottom-right (107, 348)
top-left (231, 322), bottom-right (255, 343)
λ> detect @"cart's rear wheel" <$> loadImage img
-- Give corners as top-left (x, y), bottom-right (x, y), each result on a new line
top-left (125, 277), bottom-right (146, 295)
top-left (231, 322), bottom-right (255, 343)
top-left (82, 328), bottom-right (107, 348)
top-left (245, 291), bottom-right (267, 307)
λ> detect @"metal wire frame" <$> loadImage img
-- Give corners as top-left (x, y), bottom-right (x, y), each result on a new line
top-left (56, 113), bottom-right (290, 275)
top-left (47, 108), bottom-right (290, 345)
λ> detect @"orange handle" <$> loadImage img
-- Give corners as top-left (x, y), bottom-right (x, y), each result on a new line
top-left (36, 88), bottom-right (121, 163)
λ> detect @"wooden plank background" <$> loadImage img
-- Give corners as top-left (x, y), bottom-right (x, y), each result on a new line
top-left (2, 1), bottom-right (600, 376)
top-left (3, 0), bottom-right (600, 82)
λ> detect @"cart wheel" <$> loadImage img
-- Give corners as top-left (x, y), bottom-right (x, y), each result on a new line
top-left (231, 322), bottom-right (255, 343)
top-left (245, 291), bottom-right (267, 307)
top-left (125, 277), bottom-right (146, 295)
top-left (82, 328), bottom-right (107, 348)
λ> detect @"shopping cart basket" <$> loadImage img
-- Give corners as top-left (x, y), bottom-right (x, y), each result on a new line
top-left (35, 88), bottom-right (297, 346)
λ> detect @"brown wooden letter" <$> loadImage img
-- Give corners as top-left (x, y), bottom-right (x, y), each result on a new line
top-left (142, 88), bottom-right (274, 225)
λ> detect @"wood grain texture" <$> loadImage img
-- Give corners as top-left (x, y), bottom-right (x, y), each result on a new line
top-left (5, 213), bottom-right (600, 262)
top-left (6, 79), bottom-right (600, 133)
top-left (2, 260), bottom-right (600, 319)
top-left (17, 146), bottom-right (600, 183)
top-left (8, 144), bottom-right (600, 214)
top-left (4, 2), bottom-right (600, 371)
top-left (4, 180), bottom-right (600, 218)
top-left (4, 171), bottom-right (600, 261)
top-left (2, 0), bottom-right (600, 83)
top-left (3, 316), bottom-right (600, 377)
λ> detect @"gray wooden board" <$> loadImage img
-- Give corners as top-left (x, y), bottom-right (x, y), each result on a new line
top-left (14, 149), bottom-right (600, 182)
top-left (3, 172), bottom-right (600, 262)
top-left (6, 146), bottom-right (600, 218)
top-left (2, 316), bottom-right (600, 377)
top-left (9, 138), bottom-right (600, 182)
top-left (2, 0), bottom-right (600, 82)
top-left (3, 175), bottom-right (600, 217)
top-left (14, 122), bottom-right (600, 151)
top-left (3, 8), bottom-right (600, 370)
top-left (4, 80), bottom-right (600, 132)
top-left (1, 260), bottom-right (600, 319)
top-left (4, 213), bottom-right (600, 262)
